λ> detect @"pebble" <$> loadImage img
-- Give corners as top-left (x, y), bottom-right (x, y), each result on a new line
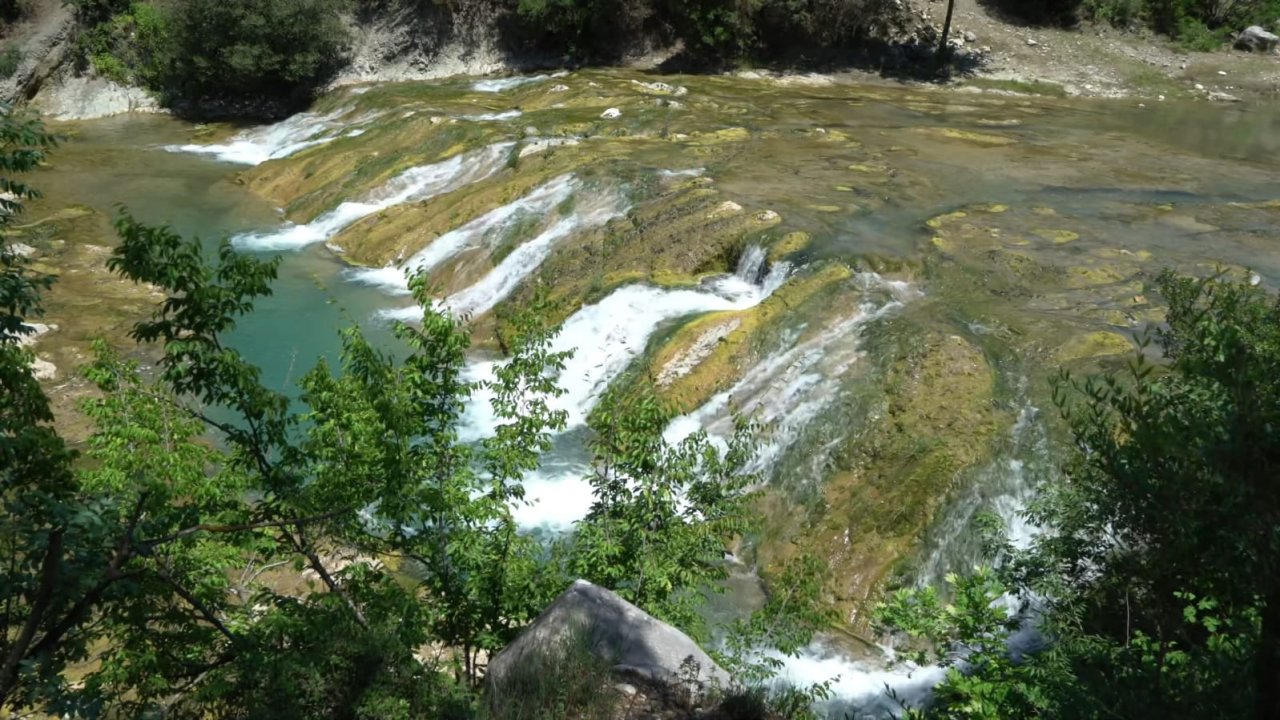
top-left (964, 30), bottom-right (977, 42)
top-left (600, 107), bottom-right (621, 119)
top-left (614, 683), bottom-right (637, 697)
top-left (1217, 70), bottom-right (1227, 76)
top-left (1194, 83), bottom-right (1205, 91)
top-left (549, 83), bottom-right (569, 92)
top-left (1026, 37), bottom-right (1039, 46)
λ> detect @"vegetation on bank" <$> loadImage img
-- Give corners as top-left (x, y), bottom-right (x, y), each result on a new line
top-left (877, 269), bottom-right (1280, 718)
top-left (0, 107), bottom-right (834, 718)
top-left (53, 0), bottom-right (1280, 114)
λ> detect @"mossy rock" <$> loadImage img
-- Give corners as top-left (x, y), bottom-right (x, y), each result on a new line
top-left (915, 127), bottom-right (1017, 147)
top-left (1056, 331), bottom-right (1133, 363)
top-left (756, 323), bottom-right (1006, 623)
top-left (646, 263), bottom-right (855, 409)
top-left (768, 231), bottom-right (811, 262)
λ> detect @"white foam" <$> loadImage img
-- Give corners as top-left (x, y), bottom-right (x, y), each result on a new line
top-left (665, 274), bottom-right (908, 475)
top-left (381, 179), bottom-right (626, 321)
top-left (351, 175), bottom-right (580, 295)
top-left (472, 71), bottom-right (568, 93)
top-left (771, 640), bottom-right (947, 717)
top-left (231, 143), bottom-right (513, 252)
top-left (459, 109), bottom-right (524, 122)
top-left (163, 108), bottom-right (372, 165)
top-left (510, 467), bottom-right (596, 530)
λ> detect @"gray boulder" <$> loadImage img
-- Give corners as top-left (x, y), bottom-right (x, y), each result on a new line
top-left (1234, 25), bottom-right (1279, 52)
top-left (486, 580), bottom-right (730, 693)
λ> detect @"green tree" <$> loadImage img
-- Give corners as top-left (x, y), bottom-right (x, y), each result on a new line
top-left (876, 270), bottom-right (1280, 719)
top-left (166, 0), bottom-right (352, 112)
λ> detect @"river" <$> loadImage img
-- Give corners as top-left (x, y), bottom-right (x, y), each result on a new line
top-left (23, 69), bottom-right (1280, 713)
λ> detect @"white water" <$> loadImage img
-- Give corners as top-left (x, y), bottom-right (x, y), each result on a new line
top-left (460, 251), bottom-right (791, 530)
top-left (351, 175), bottom-right (581, 295)
top-left (472, 71), bottom-right (568, 92)
top-left (459, 110), bottom-right (524, 122)
top-left (664, 273), bottom-right (917, 475)
top-left (231, 143), bottom-right (513, 252)
top-left (163, 108), bottom-right (373, 165)
top-left (777, 398), bottom-right (1051, 717)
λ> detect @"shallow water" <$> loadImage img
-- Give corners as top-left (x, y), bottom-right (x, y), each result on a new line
top-left (26, 72), bottom-right (1280, 713)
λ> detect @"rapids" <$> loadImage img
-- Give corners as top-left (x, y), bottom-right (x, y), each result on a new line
top-left (26, 68), bottom-right (1280, 715)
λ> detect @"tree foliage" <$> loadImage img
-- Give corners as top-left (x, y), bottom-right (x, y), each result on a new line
top-left (877, 270), bottom-right (1280, 719)
top-left (0, 104), bottom-right (833, 717)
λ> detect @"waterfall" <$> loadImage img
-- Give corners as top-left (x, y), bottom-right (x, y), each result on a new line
top-left (371, 176), bottom-right (627, 321)
top-left (231, 143), bottom-right (513, 252)
top-left (350, 175), bottom-right (580, 294)
top-left (464, 267), bottom-right (791, 440)
top-left (664, 273), bottom-right (915, 476)
top-left (777, 395), bottom-right (1052, 718)
top-left (459, 110), bottom-right (524, 122)
top-left (735, 244), bottom-right (768, 285)
top-left (916, 401), bottom-right (1047, 587)
top-left (163, 107), bottom-right (374, 165)
top-left (457, 252), bottom-right (793, 530)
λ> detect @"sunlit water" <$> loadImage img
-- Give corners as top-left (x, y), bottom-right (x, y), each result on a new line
top-left (31, 78), bottom-right (1280, 714)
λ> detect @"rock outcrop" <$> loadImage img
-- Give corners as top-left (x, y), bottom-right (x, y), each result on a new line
top-left (486, 580), bottom-right (730, 693)
top-left (1234, 25), bottom-right (1279, 52)
top-left (0, 0), bottom-right (75, 107)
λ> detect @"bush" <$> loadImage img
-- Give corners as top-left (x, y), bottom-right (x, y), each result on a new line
top-left (78, 2), bottom-right (171, 88)
top-left (660, 0), bottom-right (759, 61)
top-left (753, 0), bottom-right (886, 56)
top-left (166, 0), bottom-right (352, 112)
top-left (0, 45), bottom-right (21, 78)
top-left (510, 0), bottom-right (656, 61)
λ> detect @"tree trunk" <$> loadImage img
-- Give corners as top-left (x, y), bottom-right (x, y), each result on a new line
top-left (934, 0), bottom-right (956, 74)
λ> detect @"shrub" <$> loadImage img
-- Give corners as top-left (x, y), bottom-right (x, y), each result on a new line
top-left (166, 0), bottom-right (352, 112)
top-left (79, 2), bottom-right (171, 88)
top-left (753, 0), bottom-right (886, 56)
top-left (660, 0), bottom-right (760, 61)
top-left (510, 0), bottom-right (656, 61)
top-left (0, 45), bottom-right (20, 78)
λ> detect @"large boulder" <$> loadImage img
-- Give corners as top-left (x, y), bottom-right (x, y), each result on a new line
top-left (1234, 25), bottom-right (1279, 52)
top-left (486, 580), bottom-right (730, 693)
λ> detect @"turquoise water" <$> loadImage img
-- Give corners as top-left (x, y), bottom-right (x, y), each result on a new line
top-left (35, 114), bottom-right (409, 393)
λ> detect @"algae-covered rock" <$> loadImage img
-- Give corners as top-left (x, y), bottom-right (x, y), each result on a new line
top-left (644, 264), bottom-right (855, 410)
top-left (916, 127), bottom-right (1017, 147)
top-left (1056, 331), bottom-right (1133, 362)
top-left (756, 320), bottom-right (1005, 623)
top-left (768, 231), bottom-right (811, 262)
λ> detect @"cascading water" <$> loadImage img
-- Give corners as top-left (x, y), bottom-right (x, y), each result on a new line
top-left (916, 399), bottom-right (1048, 586)
top-left (365, 175), bottom-right (628, 321)
top-left (461, 250), bottom-right (793, 530)
top-left (350, 174), bottom-right (581, 294)
top-left (231, 143), bottom-right (514, 252)
top-left (775, 395), bottom-right (1053, 718)
top-left (163, 107), bottom-right (375, 165)
top-left (472, 71), bottom-right (568, 92)
top-left (459, 110), bottom-right (524, 122)
top-left (664, 273), bottom-right (917, 476)
top-left (734, 244), bottom-right (768, 286)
